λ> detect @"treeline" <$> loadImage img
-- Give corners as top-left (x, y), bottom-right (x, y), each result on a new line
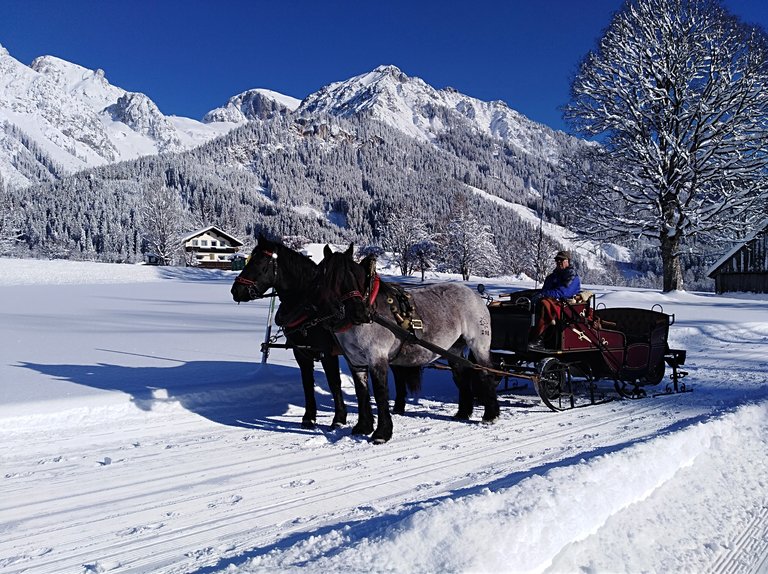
top-left (5, 111), bottom-right (647, 284)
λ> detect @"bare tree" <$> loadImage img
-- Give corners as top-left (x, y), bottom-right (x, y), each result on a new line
top-left (564, 0), bottom-right (768, 291)
top-left (139, 183), bottom-right (187, 266)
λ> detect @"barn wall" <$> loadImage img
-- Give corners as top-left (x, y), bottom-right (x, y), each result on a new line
top-left (715, 230), bottom-right (768, 274)
top-left (712, 228), bottom-right (768, 294)
top-left (715, 272), bottom-right (768, 294)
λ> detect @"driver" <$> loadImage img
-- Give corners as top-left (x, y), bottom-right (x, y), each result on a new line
top-left (529, 250), bottom-right (581, 348)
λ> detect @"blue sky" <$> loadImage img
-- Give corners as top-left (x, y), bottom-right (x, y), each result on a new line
top-left (2, 0), bottom-right (767, 134)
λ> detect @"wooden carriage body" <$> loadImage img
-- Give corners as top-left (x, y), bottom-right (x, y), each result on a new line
top-left (487, 293), bottom-right (676, 386)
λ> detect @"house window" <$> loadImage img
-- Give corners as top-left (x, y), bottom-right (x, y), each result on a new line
top-left (192, 240), bottom-right (199, 246)
top-left (201, 240), bottom-right (208, 247)
top-left (211, 240), bottom-right (218, 247)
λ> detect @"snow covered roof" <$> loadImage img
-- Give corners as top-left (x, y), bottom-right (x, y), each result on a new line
top-left (181, 225), bottom-right (243, 246)
top-left (707, 218), bottom-right (768, 277)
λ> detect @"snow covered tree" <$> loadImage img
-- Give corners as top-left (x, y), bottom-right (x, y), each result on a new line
top-left (439, 207), bottom-right (503, 281)
top-left (408, 238), bottom-right (439, 282)
top-left (564, 0), bottom-right (768, 291)
top-left (379, 206), bottom-right (430, 276)
top-left (0, 188), bottom-right (23, 255)
top-left (139, 183), bottom-right (187, 266)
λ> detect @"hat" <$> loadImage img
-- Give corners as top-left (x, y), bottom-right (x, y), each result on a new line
top-left (555, 250), bottom-right (571, 261)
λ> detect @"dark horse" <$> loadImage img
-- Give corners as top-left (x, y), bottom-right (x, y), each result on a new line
top-left (231, 236), bottom-right (420, 430)
top-left (316, 245), bottom-right (500, 444)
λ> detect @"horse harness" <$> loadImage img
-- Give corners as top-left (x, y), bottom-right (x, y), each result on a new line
top-left (357, 258), bottom-right (425, 339)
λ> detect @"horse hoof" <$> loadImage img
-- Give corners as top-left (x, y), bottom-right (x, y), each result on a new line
top-left (301, 420), bottom-right (316, 430)
top-left (351, 424), bottom-right (373, 435)
top-left (371, 433), bottom-right (391, 444)
top-left (330, 421), bottom-right (346, 430)
top-left (392, 407), bottom-right (405, 415)
top-left (453, 411), bottom-right (471, 421)
top-left (481, 417), bottom-right (497, 425)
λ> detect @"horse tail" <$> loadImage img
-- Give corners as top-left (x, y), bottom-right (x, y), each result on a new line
top-left (391, 365), bottom-right (423, 395)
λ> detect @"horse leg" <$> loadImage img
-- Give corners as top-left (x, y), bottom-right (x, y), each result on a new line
top-left (391, 365), bottom-right (423, 415)
top-left (390, 365), bottom-right (408, 415)
top-left (370, 361), bottom-right (393, 444)
top-left (350, 366), bottom-right (374, 436)
top-left (477, 370), bottom-right (500, 422)
top-left (464, 338), bottom-right (500, 423)
top-left (320, 354), bottom-right (347, 429)
top-left (294, 349), bottom-right (317, 429)
top-left (450, 365), bottom-right (475, 420)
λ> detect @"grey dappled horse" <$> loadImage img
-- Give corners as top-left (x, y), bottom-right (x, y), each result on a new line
top-left (316, 245), bottom-right (499, 444)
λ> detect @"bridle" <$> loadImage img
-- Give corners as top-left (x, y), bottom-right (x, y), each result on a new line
top-left (234, 249), bottom-right (278, 300)
top-left (331, 263), bottom-right (381, 326)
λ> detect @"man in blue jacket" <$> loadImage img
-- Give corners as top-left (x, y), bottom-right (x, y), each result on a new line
top-left (530, 250), bottom-right (581, 348)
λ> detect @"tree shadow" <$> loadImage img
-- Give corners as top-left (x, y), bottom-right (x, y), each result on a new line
top-left (16, 357), bottom-right (344, 434)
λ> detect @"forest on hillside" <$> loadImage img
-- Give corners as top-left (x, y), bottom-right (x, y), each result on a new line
top-left (1, 113), bottom-right (715, 289)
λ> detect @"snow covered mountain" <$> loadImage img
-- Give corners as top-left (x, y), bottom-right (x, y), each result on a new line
top-left (0, 44), bottom-right (241, 189)
top-left (298, 64), bottom-right (572, 162)
top-left (1, 42), bottom-right (576, 192)
top-left (203, 88), bottom-right (301, 123)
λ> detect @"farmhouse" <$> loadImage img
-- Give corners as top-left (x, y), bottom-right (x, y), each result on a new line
top-left (707, 219), bottom-right (768, 294)
top-left (182, 226), bottom-right (244, 269)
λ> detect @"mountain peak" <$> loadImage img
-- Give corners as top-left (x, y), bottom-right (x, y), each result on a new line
top-left (203, 88), bottom-right (300, 124)
top-left (297, 64), bottom-right (564, 160)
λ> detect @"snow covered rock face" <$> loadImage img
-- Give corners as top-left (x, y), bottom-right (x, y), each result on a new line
top-left (104, 93), bottom-right (183, 153)
top-left (203, 89), bottom-right (300, 123)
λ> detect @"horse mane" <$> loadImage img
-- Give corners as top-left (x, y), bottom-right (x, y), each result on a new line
top-left (256, 237), bottom-right (318, 293)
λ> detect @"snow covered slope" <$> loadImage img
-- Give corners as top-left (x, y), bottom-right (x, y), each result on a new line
top-left (0, 45), bottom-right (239, 188)
top-left (1, 258), bottom-right (767, 574)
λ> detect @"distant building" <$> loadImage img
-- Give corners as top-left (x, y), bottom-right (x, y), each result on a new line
top-left (182, 226), bottom-right (244, 269)
top-left (707, 220), bottom-right (768, 294)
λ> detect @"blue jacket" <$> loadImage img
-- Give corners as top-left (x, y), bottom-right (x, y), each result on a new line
top-left (539, 265), bottom-right (581, 300)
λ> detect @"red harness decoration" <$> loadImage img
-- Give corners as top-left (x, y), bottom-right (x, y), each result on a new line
top-left (368, 274), bottom-right (380, 305)
top-left (334, 274), bottom-right (381, 333)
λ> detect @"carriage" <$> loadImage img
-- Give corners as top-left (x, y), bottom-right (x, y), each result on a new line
top-left (479, 286), bottom-right (689, 410)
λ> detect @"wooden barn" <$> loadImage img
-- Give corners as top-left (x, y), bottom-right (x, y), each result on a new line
top-left (707, 220), bottom-right (768, 294)
top-left (182, 226), bottom-right (244, 269)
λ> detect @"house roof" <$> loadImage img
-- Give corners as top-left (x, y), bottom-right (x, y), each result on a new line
top-left (181, 225), bottom-right (243, 247)
top-left (707, 218), bottom-right (768, 277)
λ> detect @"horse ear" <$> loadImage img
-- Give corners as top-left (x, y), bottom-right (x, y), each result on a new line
top-left (324, 244), bottom-right (333, 259)
top-left (345, 244), bottom-right (354, 257)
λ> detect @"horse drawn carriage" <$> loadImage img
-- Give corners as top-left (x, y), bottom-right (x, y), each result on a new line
top-left (478, 287), bottom-right (689, 411)
top-left (232, 238), bottom-right (690, 442)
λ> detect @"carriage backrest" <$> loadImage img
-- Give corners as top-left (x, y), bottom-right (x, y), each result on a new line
top-left (594, 307), bottom-right (670, 344)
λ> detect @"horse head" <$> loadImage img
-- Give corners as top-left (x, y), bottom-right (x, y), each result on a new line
top-left (231, 235), bottom-right (281, 302)
top-left (318, 244), bottom-right (377, 327)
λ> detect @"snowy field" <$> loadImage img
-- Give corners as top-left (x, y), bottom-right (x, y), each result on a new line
top-left (1, 258), bottom-right (767, 574)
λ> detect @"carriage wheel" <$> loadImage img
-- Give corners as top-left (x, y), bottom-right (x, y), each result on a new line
top-left (536, 358), bottom-right (607, 411)
top-left (641, 358), bottom-right (666, 386)
top-left (614, 381), bottom-right (648, 399)
top-left (535, 358), bottom-right (570, 411)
